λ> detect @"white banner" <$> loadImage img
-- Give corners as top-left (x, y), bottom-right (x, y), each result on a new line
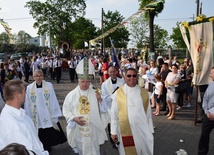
top-left (179, 23), bottom-right (190, 51)
top-left (189, 21), bottom-right (214, 85)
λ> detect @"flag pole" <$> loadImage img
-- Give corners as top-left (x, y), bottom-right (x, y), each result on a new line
top-left (109, 37), bottom-right (124, 78)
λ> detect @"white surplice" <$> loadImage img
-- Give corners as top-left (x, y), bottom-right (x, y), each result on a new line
top-left (0, 105), bottom-right (48, 155)
top-left (24, 81), bottom-right (62, 129)
top-left (101, 77), bottom-right (125, 107)
top-left (111, 84), bottom-right (154, 155)
top-left (63, 85), bottom-right (108, 155)
top-left (101, 77), bottom-right (125, 127)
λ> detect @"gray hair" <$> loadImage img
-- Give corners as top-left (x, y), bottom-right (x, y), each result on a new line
top-left (33, 69), bottom-right (43, 76)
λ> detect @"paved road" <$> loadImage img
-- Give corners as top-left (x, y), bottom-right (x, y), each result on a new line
top-left (40, 70), bottom-right (214, 155)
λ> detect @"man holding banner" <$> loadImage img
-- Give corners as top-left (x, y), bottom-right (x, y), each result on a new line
top-left (111, 68), bottom-right (154, 155)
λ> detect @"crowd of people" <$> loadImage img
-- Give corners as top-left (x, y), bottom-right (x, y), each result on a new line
top-left (0, 47), bottom-right (214, 155)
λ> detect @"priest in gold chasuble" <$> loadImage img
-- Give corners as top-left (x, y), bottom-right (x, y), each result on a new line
top-left (63, 57), bottom-right (108, 155)
top-left (111, 68), bottom-right (154, 155)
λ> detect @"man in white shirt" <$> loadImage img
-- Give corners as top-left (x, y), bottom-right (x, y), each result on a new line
top-left (0, 80), bottom-right (48, 155)
top-left (53, 56), bottom-right (62, 83)
top-left (68, 57), bottom-right (77, 82)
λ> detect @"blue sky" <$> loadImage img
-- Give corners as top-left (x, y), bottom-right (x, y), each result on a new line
top-left (0, 0), bottom-right (213, 45)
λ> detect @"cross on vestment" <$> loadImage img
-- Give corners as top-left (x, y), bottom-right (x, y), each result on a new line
top-left (43, 118), bottom-right (48, 124)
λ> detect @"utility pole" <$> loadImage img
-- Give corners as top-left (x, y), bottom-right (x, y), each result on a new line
top-left (196, 0), bottom-right (200, 16)
top-left (101, 8), bottom-right (105, 54)
top-left (48, 16), bottom-right (52, 49)
top-left (200, 2), bottom-right (202, 14)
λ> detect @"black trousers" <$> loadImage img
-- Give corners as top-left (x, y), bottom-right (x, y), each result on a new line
top-left (24, 71), bottom-right (30, 82)
top-left (198, 115), bottom-right (214, 155)
top-left (69, 68), bottom-right (75, 82)
top-left (177, 92), bottom-right (184, 107)
top-left (49, 67), bottom-right (54, 80)
top-left (162, 87), bottom-right (167, 109)
top-left (38, 122), bottom-right (67, 152)
top-left (55, 67), bottom-right (61, 83)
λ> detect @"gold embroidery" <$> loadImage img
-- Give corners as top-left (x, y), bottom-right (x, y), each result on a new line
top-left (79, 96), bottom-right (90, 114)
top-left (195, 39), bottom-right (208, 74)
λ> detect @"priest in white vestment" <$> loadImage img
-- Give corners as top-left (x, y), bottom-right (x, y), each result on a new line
top-left (63, 57), bottom-right (108, 155)
top-left (101, 66), bottom-right (125, 113)
top-left (24, 69), bottom-right (66, 152)
top-left (101, 65), bottom-right (124, 145)
top-left (111, 68), bottom-right (154, 155)
top-left (0, 80), bottom-right (48, 155)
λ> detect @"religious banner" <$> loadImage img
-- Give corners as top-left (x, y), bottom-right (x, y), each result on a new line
top-left (181, 15), bottom-right (214, 85)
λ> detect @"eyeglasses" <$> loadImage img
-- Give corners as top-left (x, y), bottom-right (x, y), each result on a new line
top-left (126, 74), bottom-right (137, 78)
top-left (33, 75), bottom-right (43, 78)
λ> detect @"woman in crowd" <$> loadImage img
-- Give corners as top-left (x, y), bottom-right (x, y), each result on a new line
top-left (148, 59), bottom-right (158, 108)
top-left (177, 64), bottom-right (187, 110)
top-left (165, 64), bottom-right (181, 120)
top-left (16, 61), bottom-right (24, 80)
top-left (102, 57), bottom-right (109, 81)
top-left (97, 57), bottom-right (104, 85)
top-left (138, 65), bottom-right (148, 88)
top-left (153, 74), bottom-right (163, 116)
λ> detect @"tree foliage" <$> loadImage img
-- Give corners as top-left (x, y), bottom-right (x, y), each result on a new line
top-left (71, 17), bottom-right (97, 49)
top-left (170, 22), bottom-right (188, 48)
top-left (102, 10), bottom-right (130, 48)
top-left (25, 0), bottom-right (86, 46)
top-left (15, 30), bottom-right (31, 44)
top-left (0, 43), bottom-right (14, 53)
top-left (13, 43), bottom-right (42, 53)
top-left (0, 32), bottom-right (10, 44)
top-left (129, 14), bottom-right (149, 48)
top-left (153, 24), bottom-right (169, 48)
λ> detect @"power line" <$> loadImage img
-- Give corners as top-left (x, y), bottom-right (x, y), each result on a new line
top-left (3, 17), bottom-right (33, 21)
top-left (3, 16), bottom-right (101, 21)
top-left (156, 17), bottom-right (193, 21)
top-left (2, 16), bottom-right (194, 22)
top-left (109, 0), bottom-right (123, 8)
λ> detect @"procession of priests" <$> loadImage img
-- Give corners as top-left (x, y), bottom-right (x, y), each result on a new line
top-left (0, 56), bottom-right (154, 155)
top-left (63, 57), bottom-right (154, 155)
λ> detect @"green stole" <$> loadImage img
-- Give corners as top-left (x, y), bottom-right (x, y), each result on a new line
top-left (116, 86), bottom-right (149, 155)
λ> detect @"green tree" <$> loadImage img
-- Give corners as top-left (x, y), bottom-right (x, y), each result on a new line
top-left (0, 32), bottom-right (10, 44)
top-left (0, 43), bottom-right (14, 61)
top-left (14, 43), bottom-right (45, 54)
top-left (139, 0), bottom-right (165, 53)
top-left (15, 31), bottom-right (31, 44)
top-left (71, 17), bottom-right (97, 49)
top-left (170, 22), bottom-right (188, 48)
top-left (153, 24), bottom-right (169, 48)
top-left (129, 14), bottom-right (149, 48)
top-left (102, 10), bottom-right (130, 48)
top-left (25, 0), bottom-right (86, 47)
